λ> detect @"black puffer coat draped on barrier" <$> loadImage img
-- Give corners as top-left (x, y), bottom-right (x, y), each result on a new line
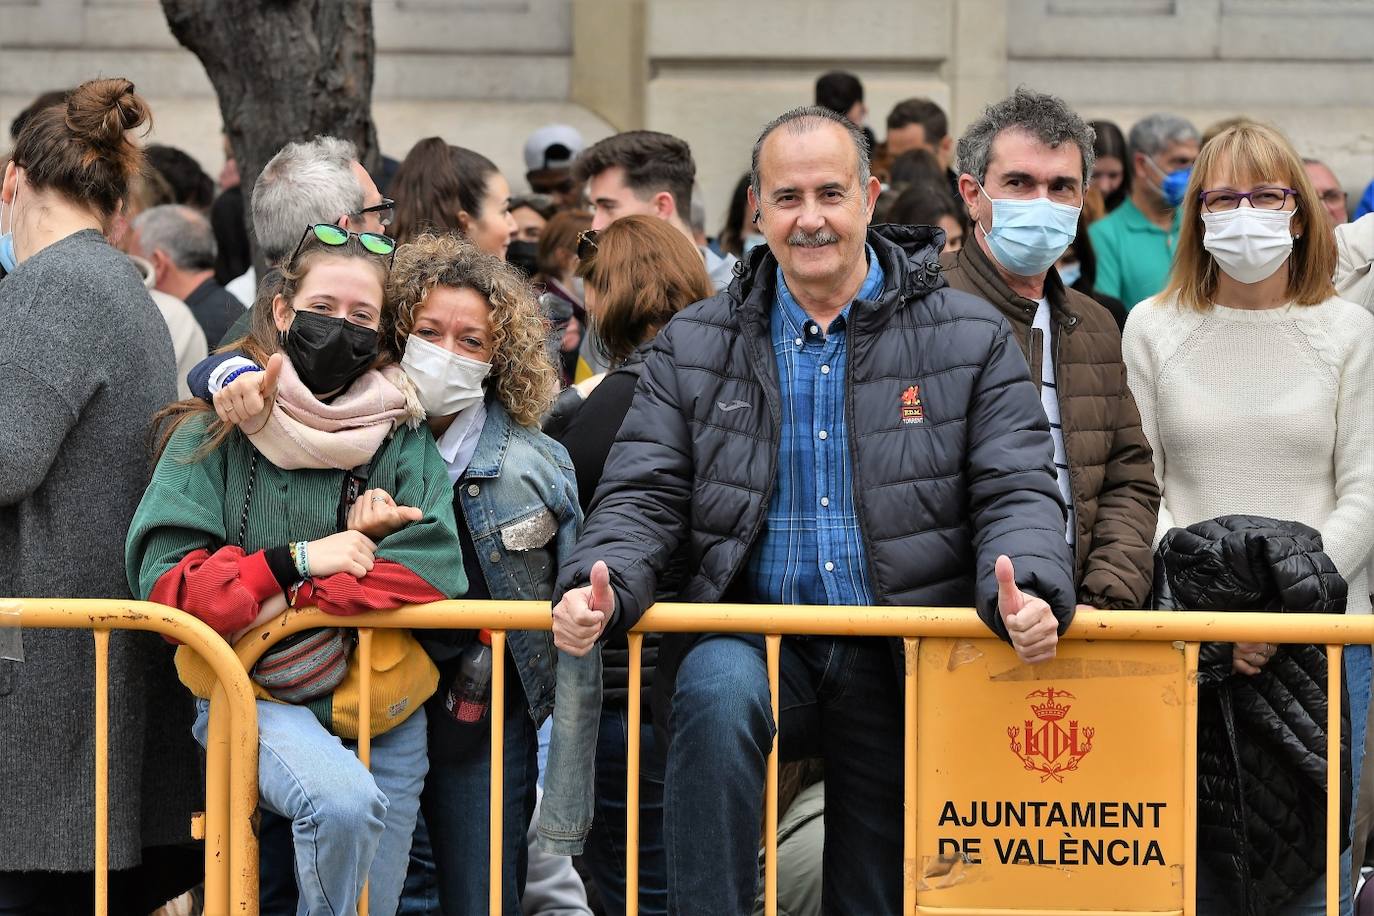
top-left (1155, 515), bottom-right (1351, 916)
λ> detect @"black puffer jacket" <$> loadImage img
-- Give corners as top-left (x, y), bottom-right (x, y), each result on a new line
top-left (555, 225), bottom-right (1077, 706)
top-left (1155, 516), bottom-right (1351, 916)
top-left (548, 344), bottom-right (666, 709)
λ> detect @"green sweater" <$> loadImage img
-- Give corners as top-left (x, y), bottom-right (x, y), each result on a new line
top-left (127, 412), bottom-right (466, 604)
top-left (126, 412), bottom-right (467, 733)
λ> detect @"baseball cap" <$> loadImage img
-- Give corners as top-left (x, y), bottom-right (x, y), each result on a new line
top-left (524, 124), bottom-right (585, 173)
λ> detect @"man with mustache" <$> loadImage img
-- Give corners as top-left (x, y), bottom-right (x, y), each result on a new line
top-left (553, 106), bottom-right (1076, 914)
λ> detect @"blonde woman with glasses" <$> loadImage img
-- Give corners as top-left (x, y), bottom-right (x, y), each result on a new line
top-left (1124, 122), bottom-right (1374, 916)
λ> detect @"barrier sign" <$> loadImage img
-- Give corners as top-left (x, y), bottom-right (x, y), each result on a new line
top-left (916, 637), bottom-right (1188, 912)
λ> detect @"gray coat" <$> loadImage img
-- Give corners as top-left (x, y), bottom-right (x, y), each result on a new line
top-left (0, 230), bottom-right (200, 872)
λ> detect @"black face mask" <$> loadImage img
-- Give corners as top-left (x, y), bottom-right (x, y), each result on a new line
top-left (506, 239), bottom-right (539, 279)
top-left (282, 310), bottom-right (379, 395)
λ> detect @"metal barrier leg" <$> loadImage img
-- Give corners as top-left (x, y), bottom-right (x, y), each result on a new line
top-left (1184, 642), bottom-right (1199, 916)
top-left (626, 632), bottom-right (644, 916)
top-left (764, 634), bottom-right (781, 916)
top-left (1328, 645), bottom-right (1343, 916)
top-left (93, 630), bottom-right (110, 916)
top-left (225, 687), bottom-right (260, 916)
top-left (902, 637), bottom-right (918, 916)
top-left (358, 628), bottom-right (374, 916)
top-left (490, 630), bottom-right (507, 916)
top-left (205, 684), bottom-right (231, 915)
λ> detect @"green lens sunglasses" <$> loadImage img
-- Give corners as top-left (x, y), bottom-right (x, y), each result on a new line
top-left (290, 223), bottom-right (396, 268)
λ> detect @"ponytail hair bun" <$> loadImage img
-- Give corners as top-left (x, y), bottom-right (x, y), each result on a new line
top-left (65, 78), bottom-right (151, 153)
top-left (11, 77), bottom-right (153, 219)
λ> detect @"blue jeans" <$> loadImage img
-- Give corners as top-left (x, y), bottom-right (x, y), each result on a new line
top-left (1347, 645), bottom-right (1371, 829)
top-left (407, 652), bottom-right (539, 916)
top-left (664, 635), bottom-right (903, 916)
top-left (581, 703), bottom-right (668, 915)
top-left (192, 700), bottom-right (428, 916)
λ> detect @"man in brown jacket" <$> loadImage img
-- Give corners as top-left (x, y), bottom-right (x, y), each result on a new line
top-left (941, 88), bottom-right (1159, 610)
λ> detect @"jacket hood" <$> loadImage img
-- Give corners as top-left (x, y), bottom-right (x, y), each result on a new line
top-left (729, 223), bottom-right (948, 314)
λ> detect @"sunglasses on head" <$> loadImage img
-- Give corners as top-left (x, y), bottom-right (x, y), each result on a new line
top-left (290, 223), bottom-right (396, 268)
top-left (576, 228), bottom-right (598, 262)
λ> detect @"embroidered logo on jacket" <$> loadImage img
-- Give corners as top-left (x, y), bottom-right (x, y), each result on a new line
top-left (900, 385), bottom-right (925, 425)
top-left (717, 399), bottom-right (751, 413)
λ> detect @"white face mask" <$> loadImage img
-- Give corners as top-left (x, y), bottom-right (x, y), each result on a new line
top-left (401, 334), bottom-right (492, 418)
top-left (1201, 207), bottom-right (1295, 285)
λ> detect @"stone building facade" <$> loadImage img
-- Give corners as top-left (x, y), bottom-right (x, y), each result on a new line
top-left (2, 0), bottom-right (1371, 230)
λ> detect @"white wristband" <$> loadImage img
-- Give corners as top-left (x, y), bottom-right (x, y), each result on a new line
top-left (208, 356), bottom-right (263, 394)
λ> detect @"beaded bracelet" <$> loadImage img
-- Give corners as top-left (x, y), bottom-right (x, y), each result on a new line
top-left (221, 365), bottom-right (264, 388)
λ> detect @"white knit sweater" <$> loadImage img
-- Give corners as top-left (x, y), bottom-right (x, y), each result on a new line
top-left (1122, 293), bottom-right (1374, 614)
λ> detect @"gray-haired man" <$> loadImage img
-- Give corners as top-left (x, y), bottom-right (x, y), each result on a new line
top-left (552, 105), bottom-right (1075, 914)
top-left (221, 136), bottom-right (390, 334)
top-left (130, 204), bottom-right (244, 344)
top-left (1088, 113), bottom-right (1200, 308)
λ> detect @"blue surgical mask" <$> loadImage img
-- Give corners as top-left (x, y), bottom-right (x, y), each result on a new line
top-left (978, 186), bottom-right (1080, 277)
top-left (1144, 156), bottom-right (1191, 209)
top-left (1056, 261), bottom-right (1082, 289)
top-left (0, 182), bottom-right (17, 274)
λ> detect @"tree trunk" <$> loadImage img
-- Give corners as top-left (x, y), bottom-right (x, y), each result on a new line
top-left (161, 0), bottom-right (379, 270)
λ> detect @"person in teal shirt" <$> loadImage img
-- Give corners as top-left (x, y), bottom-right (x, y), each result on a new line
top-left (1088, 113), bottom-right (1199, 309)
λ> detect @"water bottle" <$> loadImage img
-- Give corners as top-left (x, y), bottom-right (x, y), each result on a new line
top-left (443, 629), bottom-right (493, 725)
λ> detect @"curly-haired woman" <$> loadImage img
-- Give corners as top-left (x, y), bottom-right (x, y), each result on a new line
top-left (381, 234), bottom-right (599, 913)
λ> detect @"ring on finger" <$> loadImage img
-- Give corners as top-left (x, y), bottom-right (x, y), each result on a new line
top-left (370, 494), bottom-right (386, 504)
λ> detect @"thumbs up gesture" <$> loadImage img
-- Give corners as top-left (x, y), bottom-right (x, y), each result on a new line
top-left (996, 555), bottom-right (1059, 665)
top-left (212, 352), bottom-right (282, 434)
top-left (553, 560), bottom-right (616, 656)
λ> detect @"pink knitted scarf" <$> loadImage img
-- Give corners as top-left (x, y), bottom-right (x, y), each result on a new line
top-left (246, 358), bottom-right (423, 470)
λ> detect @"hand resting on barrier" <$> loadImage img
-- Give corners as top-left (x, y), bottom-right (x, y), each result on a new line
top-left (553, 559), bottom-right (614, 656)
top-left (1231, 641), bottom-right (1278, 676)
top-left (996, 554), bottom-right (1059, 665)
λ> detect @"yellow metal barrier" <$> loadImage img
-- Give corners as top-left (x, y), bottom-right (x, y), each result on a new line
top-left (234, 602), bottom-right (551, 916)
top-left (1, 599), bottom-right (260, 916)
top-left (222, 602), bottom-right (1368, 916)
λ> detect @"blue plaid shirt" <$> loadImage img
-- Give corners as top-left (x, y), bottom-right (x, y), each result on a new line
top-left (745, 247), bottom-right (884, 606)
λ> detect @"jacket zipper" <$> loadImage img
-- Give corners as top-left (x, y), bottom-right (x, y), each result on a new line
top-left (724, 303), bottom-right (782, 594)
top-left (846, 346), bottom-right (884, 600)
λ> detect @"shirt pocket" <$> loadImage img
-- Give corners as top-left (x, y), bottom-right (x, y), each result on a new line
top-left (497, 507), bottom-right (560, 600)
top-left (499, 507), bottom-right (558, 552)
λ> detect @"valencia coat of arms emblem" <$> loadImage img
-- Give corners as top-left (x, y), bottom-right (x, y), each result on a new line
top-left (1008, 687), bottom-right (1094, 782)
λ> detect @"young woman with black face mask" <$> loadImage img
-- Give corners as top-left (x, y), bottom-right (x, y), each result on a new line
top-left (127, 225), bottom-right (469, 916)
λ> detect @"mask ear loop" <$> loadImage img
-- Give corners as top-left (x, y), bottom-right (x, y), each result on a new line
top-left (1, 178), bottom-right (18, 238)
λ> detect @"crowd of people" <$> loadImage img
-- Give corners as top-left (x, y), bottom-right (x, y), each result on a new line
top-left (1, 67), bottom-right (1373, 916)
